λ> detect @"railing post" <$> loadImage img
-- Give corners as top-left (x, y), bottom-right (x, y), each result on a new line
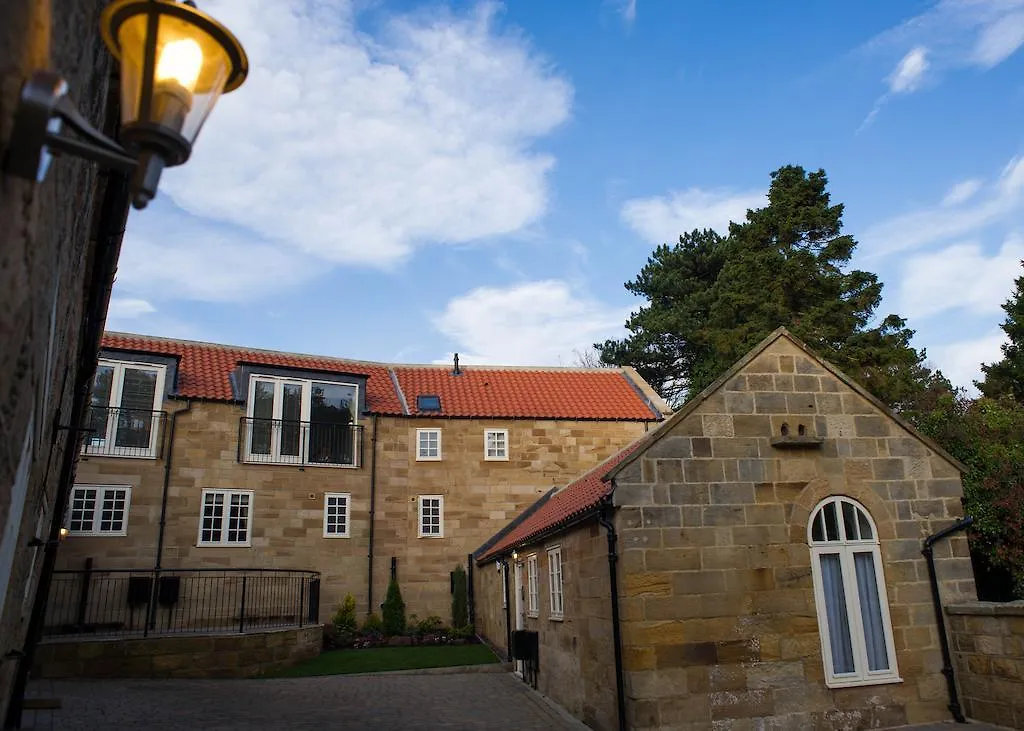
top-left (75, 557), bottom-right (94, 628)
top-left (298, 576), bottom-right (305, 628)
top-left (239, 575), bottom-right (248, 633)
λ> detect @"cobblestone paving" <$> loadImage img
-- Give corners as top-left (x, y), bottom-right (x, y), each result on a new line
top-left (26, 672), bottom-right (588, 730)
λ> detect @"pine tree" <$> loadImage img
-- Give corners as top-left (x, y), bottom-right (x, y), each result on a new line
top-left (979, 261), bottom-right (1024, 403)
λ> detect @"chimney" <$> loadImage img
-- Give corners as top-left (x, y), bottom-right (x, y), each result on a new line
top-left (453, 352), bottom-right (461, 376)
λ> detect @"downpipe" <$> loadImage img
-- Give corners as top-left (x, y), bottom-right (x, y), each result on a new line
top-left (922, 515), bottom-right (974, 724)
top-left (598, 499), bottom-right (627, 731)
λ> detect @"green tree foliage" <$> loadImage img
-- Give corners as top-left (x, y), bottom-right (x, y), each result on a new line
top-left (451, 565), bottom-right (468, 630)
top-left (382, 579), bottom-right (406, 636)
top-left (332, 594), bottom-right (357, 632)
top-left (361, 611), bottom-right (384, 634)
top-left (917, 393), bottom-right (1024, 598)
top-left (598, 166), bottom-right (938, 409)
top-left (978, 261), bottom-right (1024, 404)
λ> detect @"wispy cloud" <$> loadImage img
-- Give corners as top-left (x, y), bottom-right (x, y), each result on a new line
top-left (860, 46), bottom-right (930, 131)
top-left (432, 280), bottom-right (630, 365)
top-left (929, 332), bottom-right (1007, 389)
top-left (860, 156), bottom-right (1024, 258)
top-left (621, 0), bottom-right (637, 26)
top-left (120, 0), bottom-right (572, 302)
top-left (621, 187), bottom-right (765, 243)
top-left (942, 178), bottom-right (983, 206)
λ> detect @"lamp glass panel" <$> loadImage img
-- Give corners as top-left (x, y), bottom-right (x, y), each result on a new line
top-left (116, 12), bottom-right (232, 144)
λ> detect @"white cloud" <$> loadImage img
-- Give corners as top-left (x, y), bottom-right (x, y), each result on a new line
top-left (971, 9), bottom-right (1024, 67)
top-left (899, 235), bottom-right (1024, 319)
top-left (621, 188), bottom-right (764, 243)
top-left (888, 46), bottom-right (929, 93)
top-left (929, 332), bottom-right (1007, 389)
top-left (860, 156), bottom-right (1024, 258)
top-left (107, 298), bottom-right (155, 320)
top-left (942, 178), bottom-right (983, 206)
top-left (621, 0), bottom-right (637, 26)
top-left (131, 0), bottom-right (571, 289)
top-left (432, 280), bottom-right (630, 365)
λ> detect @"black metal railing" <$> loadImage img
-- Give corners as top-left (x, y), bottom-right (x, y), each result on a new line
top-left (82, 406), bottom-right (167, 458)
top-left (238, 418), bottom-right (362, 467)
top-left (43, 563), bottom-right (321, 638)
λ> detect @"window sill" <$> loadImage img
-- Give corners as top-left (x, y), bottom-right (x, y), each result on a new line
top-left (549, 614), bottom-right (564, 622)
top-left (527, 612), bottom-right (539, 619)
top-left (825, 675), bottom-right (902, 689)
top-left (418, 534), bottom-right (444, 539)
top-left (196, 543), bottom-right (252, 548)
top-left (415, 456), bottom-right (442, 462)
top-left (323, 534), bottom-right (350, 539)
top-left (81, 451), bottom-right (158, 461)
top-left (66, 532), bottom-right (127, 538)
top-left (483, 456), bottom-right (509, 462)
top-left (240, 459), bottom-right (359, 470)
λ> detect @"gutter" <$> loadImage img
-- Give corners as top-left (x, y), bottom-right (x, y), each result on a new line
top-left (155, 400), bottom-right (192, 569)
top-left (922, 516), bottom-right (974, 724)
top-left (366, 414), bottom-right (379, 615)
top-left (598, 497), bottom-right (627, 731)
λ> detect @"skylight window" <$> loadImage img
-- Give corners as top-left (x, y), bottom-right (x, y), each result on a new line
top-left (417, 394), bottom-right (442, 412)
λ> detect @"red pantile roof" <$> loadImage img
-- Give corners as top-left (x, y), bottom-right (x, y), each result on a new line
top-left (100, 333), bottom-right (665, 421)
top-left (477, 440), bottom-right (645, 562)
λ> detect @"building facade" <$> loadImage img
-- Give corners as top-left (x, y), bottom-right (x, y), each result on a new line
top-left (56, 332), bottom-right (668, 623)
top-left (475, 329), bottom-right (977, 731)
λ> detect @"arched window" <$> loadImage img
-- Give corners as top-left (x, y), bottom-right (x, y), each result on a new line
top-left (808, 496), bottom-right (900, 687)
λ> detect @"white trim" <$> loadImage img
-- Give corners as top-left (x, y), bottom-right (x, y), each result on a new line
top-left (66, 484), bottom-right (132, 536)
top-left (418, 495), bottom-right (444, 538)
top-left (808, 496), bottom-right (901, 688)
top-left (323, 492), bottom-right (351, 538)
top-left (484, 429), bottom-right (509, 461)
top-left (500, 562), bottom-right (508, 609)
top-left (547, 546), bottom-right (564, 620)
top-left (85, 360), bottom-right (166, 459)
top-left (197, 489), bottom-right (254, 547)
top-left (526, 554), bottom-right (539, 617)
top-left (416, 428), bottom-right (442, 461)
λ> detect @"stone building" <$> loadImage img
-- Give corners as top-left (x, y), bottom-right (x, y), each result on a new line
top-left (56, 332), bottom-right (668, 622)
top-left (474, 328), bottom-right (977, 731)
top-left (1, 0), bottom-right (129, 723)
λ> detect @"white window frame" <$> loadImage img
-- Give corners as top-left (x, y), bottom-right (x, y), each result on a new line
top-left (197, 489), bottom-right (254, 547)
top-left (547, 546), bottom-right (564, 620)
top-left (416, 429), bottom-right (442, 461)
top-left (66, 485), bottom-right (132, 537)
top-left (323, 493), bottom-right (351, 538)
top-left (526, 554), bottom-right (539, 617)
top-left (244, 375), bottom-right (360, 467)
top-left (808, 496), bottom-right (900, 688)
top-left (85, 359), bottom-right (166, 458)
top-left (499, 562), bottom-right (508, 609)
top-left (484, 429), bottom-right (509, 461)
top-left (418, 495), bottom-right (444, 538)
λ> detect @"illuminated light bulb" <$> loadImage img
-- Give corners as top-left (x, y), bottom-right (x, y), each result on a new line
top-left (156, 38), bottom-right (203, 92)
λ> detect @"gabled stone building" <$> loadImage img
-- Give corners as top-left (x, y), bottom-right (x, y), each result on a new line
top-left (56, 332), bottom-right (668, 621)
top-left (474, 328), bottom-right (976, 731)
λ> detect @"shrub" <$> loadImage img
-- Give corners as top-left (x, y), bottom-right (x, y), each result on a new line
top-left (451, 564), bottom-right (468, 629)
top-left (452, 624), bottom-right (476, 640)
top-left (333, 594), bottom-right (357, 633)
top-left (418, 615), bottom-right (444, 635)
top-left (382, 578), bottom-right (406, 636)
top-left (361, 611), bottom-right (384, 635)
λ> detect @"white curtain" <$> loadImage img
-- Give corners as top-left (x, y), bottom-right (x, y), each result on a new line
top-left (821, 554), bottom-right (855, 674)
top-left (855, 552), bottom-right (889, 671)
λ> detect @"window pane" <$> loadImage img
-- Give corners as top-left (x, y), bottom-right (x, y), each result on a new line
top-left (115, 368), bottom-right (159, 449)
top-left (280, 384), bottom-right (303, 457)
top-left (842, 501), bottom-right (859, 541)
top-left (811, 512), bottom-right (825, 542)
top-left (250, 381), bottom-right (274, 455)
top-left (310, 383), bottom-right (356, 465)
top-left (857, 510), bottom-right (873, 540)
top-left (855, 552), bottom-right (890, 671)
top-left (820, 554), bottom-right (855, 674)
top-left (89, 366), bottom-right (114, 445)
top-left (824, 502), bottom-right (840, 542)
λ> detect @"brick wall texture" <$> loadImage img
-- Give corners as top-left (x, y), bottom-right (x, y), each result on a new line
top-left (948, 601), bottom-right (1024, 729)
top-left (63, 406), bottom-right (651, 624)
top-left (0, 0), bottom-right (114, 721)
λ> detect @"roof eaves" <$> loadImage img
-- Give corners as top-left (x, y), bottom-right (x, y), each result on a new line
top-left (473, 487), bottom-right (556, 562)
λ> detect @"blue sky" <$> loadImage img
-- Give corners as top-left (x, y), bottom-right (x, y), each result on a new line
top-left (108, 0), bottom-right (1024, 390)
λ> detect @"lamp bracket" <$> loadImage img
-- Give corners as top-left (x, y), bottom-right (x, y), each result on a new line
top-left (2, 70), bottom-right (138, 183)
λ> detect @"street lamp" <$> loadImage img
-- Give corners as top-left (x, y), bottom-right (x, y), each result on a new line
top-left (2, 0), bottom-right (247, 209)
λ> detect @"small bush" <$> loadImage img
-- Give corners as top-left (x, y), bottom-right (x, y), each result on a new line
top-left (361, 612), bottom-right (384, 635)
top-left (333, 594), bottom-right (357, 633)
top-left (452, 624), bottom-right (476, 640)
top-left (418, 615), bottom-right (444, 634)
top-left (451, 565), bottom-right (468, 629)
top-left (382, 578), bottom-right (406, 636)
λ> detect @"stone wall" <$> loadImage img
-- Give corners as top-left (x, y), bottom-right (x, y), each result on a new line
top-left (609, 335), bottom-right (976, 730)
top-left (948, 601), bottom-right (1024, 729)
top-left (475, 520), bottom-right (619, 731)
top-left (32, 625), bottom-right (323, 679)
top-left (1, 0), bottom-right (116, 721)
top-left (65, 403), bottom-right (652, 623)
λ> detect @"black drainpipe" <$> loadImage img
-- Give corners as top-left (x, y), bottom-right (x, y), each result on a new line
top-left (501, 558), bottom-right (513, 661)
top-left (922, 515), bottom-right (974, 724)
top-left (598, 498), bottom-right (627, 731)
top-left (366, 415), bottom-right (379, 616)
top-left (154, 400), bottom-right (192, 570)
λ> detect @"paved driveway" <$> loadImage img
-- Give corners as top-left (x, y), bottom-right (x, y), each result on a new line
top-left (24, 671), bottom-right (587, 731)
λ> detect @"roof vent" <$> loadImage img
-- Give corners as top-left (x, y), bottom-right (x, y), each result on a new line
top-left (417, 394), bottom-right (442, 413)
top-left (453, 352), bottom-right (461, 376)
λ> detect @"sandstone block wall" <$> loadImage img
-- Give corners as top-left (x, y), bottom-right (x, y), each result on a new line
top-left (1, 0), bottom-right (115, 720)
top-left (32, 625), bottom-right (322, 679)
top-left (610, 336), bottom-right (975, 730)
top-left (948, 601), bottom-right (1024, 729)
top-left (65, 403), bottom-right (651, 623)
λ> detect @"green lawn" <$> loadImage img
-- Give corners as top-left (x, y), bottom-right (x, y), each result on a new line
top-left (273, 643), bottom-right (500, 677)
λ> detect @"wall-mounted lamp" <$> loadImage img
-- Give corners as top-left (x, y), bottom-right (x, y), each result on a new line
top-left (28, 528), bottom-right (69, 548)
top-left (2, 0), bottom-right (247, 209)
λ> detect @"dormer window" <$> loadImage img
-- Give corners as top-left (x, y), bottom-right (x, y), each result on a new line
top-left (84, 359), bottom-right (166, 458)
top-left (241, 375), bottom-right (361, 467)
top-left (417, 394), bottom-right (442, 413)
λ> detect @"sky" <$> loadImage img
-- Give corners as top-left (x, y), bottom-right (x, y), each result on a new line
top-left (108, 0), bottom-right (1024, 391)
